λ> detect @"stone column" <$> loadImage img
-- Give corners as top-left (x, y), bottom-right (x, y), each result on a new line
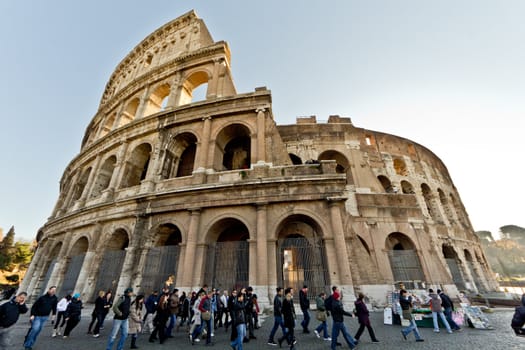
top-left (328, 199), bottom-right (355, 302)
top-left (135, 86), bottom-right (151, 119)
top-left (267, 239), bottom-right (278, 290)
top-left (112, 102), bottom-right (126, 130)
top-left (102, 141), bottom-right (129, 199)
top-left (78, 155), bottom-right (102, 204)
top-left (21, 243), bottom-right (48, 296)
top-left (255, 108), bottom-right (266, 165)
top-left (57, 172), bottom-right (80, 215)
top-left (256, 204), bottom-right (268, 285)
top-left (195, 116), bottom-right (212, 172)
top-left (166, 73), bottom-right (182, 108)
top-left (248, 239), bottom-right (257, 287)
top-left (181, 209), bottom-right (201, 290)
top-left (140, 144), bottom-right (159, 193)
top-left (74, 250), bottom-right (96, 298)
top-left (192, 243), bottom-right (208, 288)
top-left (115, 246), bottom-right (136, 296)
top-left (131, 244), bottom-right (155, 293)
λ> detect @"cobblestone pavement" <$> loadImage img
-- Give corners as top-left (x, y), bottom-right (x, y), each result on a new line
top-left (4, 306), bottom-right (524, 350)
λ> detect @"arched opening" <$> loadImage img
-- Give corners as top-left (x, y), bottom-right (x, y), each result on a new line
top-left (386, 232), bottom-right (425, 289)
top-left (378, 175), bottom-right (394, 193)
top-left (393, 158), bottom-right (408, 176)
top-left (92, 229), bottom-right (129, 300)
top-left (401, 180), bottom-right (414, 194)
top-left (442, 245), bottom-right (466, 291)
top-left (438, 189), bottom-right (454, 222)
top-left (143, 83), bottom-right (171, 117)
top-left (70, 168), bottom-right (92, 205)
top-left (215, 124), bottom-right (251, 171)
top-left (38, 243), bottom-right (62, 296)
top-left (350, 236), bottom-right (381, 285)
top-left (289, 153), bottom-right (302, 165)
top-left (421, 183), bottom-right (440, 220)
top-left (178, 71), bottom-right (210, 105)
top-left (58, 237), bottom-right (89, 297)
top-left (276, 215), bottom-right (328, 300)
top-left (464, 249), bottom-right (482, 292)
top-left (141, 224), bottom-right (182, 294)
top-left (90, 155), bottom-right (116, 198)
top-left (99, 112), bottom-right (116, 138)
top-left (204, 219), bottom-right (249, 291)
top-left (318, 150), bottom-right (353, 183)
top-left (120, 143), bottom-right (152, 188)
top-left (161, 132), bottom-right (198, 179)
top-left (119, 98), bottom-right (140, 127)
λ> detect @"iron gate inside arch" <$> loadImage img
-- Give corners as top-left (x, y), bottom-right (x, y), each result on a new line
top-left (278, 236), bottom-right (328, 301)
top-left (204, 241), bottom-right (249, 291)
top-left (58, 254), bottom-right (85, 297)
top-left (141, 246), bottom-right (180, 294)
top-left (92, 250), bottom-right (126, 300)
top-left (388, 250), bottom-right (425, 289)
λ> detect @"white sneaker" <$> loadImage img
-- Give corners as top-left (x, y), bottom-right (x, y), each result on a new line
top-left (52, 330), bottom-right (57, 337)
top-left (194, 338), bottom-right (200, 342)
top-left (324, 337), bottom-right (332, 341)
top-left (314, 330), bottom-right (320, 338)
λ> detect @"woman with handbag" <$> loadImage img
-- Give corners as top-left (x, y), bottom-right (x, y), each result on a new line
top-left (313, 292), bottom-right (330, 341)
top-left (353, 292), bottom-right (379, 343)
top-left (128, 295), bottom-right (144, 349)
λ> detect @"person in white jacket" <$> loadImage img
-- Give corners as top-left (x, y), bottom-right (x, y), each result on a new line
top-left (52, 294), bottom-right (71, 337)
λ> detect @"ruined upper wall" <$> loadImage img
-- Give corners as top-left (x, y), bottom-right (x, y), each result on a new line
top-left (98, 10), bottom-right (215, 109)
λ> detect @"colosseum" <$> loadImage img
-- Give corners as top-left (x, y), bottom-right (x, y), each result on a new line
top-left (21, 10), bottom-right (497, 306)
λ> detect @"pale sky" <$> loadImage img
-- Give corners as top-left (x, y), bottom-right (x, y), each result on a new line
top-left (1, 1), bottom-right (524, 242)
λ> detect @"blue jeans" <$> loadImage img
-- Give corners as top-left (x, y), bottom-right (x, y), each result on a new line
top-left (443, 307), bottom-right (460, 330)
top-left (315, 320), bottom-right (329, 338)
top-left (301, 309), bottom-right (310, 330)
top-left (24, 315), bottom-right (48, 348)
top-left (165, 314), bottom-right (176, 336)
top-left (106, 318), bottom-right (129, 350)
top-left (231, 323), bottom-right (246, 350)
top-left (401, 318), bottom-right (422, 340)
top-left (331, 321), bottom-right (356, 350)
top-left (432, 311), bottom-right (452, 332)
top-left (269, 315), bottom-right (287, 341)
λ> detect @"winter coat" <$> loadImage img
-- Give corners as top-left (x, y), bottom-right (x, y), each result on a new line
top-left (439, 292), bottom-right (454, 310)
top-left (429, 292), bottom-right (443, 312)
top-left (112, 295), bottom-right (131, 320)
top-left (399, 295), bottom-right (414, 320)
top-left (273, 294), bottom-right (283, 317)
top-left (511, 294), bottom-right (525, 329)
top-left (282, 296), bottom-right (296, 328)
top-left (128, 303), bottom-right (143, 334)
top-left (31, 292), bottom-right (58, 317)
top-left (354, 298), bottom-right (371, 326)
top-left (299, 290), bottom-right (309, 311)
top-left (64, 299), bottom-right (82, 322)
top-left (0, 298), bottom-right (28, 328)
top-left (331, 299), bottom-right (353, 323)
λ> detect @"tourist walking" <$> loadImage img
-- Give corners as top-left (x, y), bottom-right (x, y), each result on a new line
top-left (149, 286), bottom-right (170, 344)
top-left (166, 288), bottom-right (179, 337)
top-left (353, 292), bottom-right (379, 343)
top-left (299, 285), bottom-right (311, 333)
top-left (106, 287), bottom-right (133, 350)
top-left (330, 290), bottom-right (357, 350)
top-left (196, 289), bottom-right (213, 345)
top-left (230, 291), bottom-right (247, 350)
top-left (62, 293), bottom-right (82, 338)
top-left (278, 288), bottom-right (296, 349)
top-left (437, 289), bottom-right (462, 331)
top-left (399, 289), bottom-right (424, 342)
top-left (52, 293), bottom-right (71, 337)
top-left (428, 288), bottom-right (452, 333)
top-left (92, 290), bottom-right (113, 337)
top-left (218, 289), bottom-right (229, 329)
top-left (0, 291), bottom-right (28, 348)
top-left (143, 290), bottom-right (158, 334)
top-left (129, 294), bottom-right (144, 349)
top-left (24, 285), bottom-right (58, 350)
top-left (267, 287), bottom-right (286, 345)
top-left (511, 293), bottom-right (525, 336)
top-left (313, 292), bottom-right (330, 341)
top-left (177, 291), bottom-right (190, 331)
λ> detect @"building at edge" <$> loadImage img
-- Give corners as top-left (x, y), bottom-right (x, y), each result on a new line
top-left (20, 11), bottom-right (498, 306)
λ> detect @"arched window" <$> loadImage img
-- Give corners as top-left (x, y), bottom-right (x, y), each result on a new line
top-left (90, 156), bottom-right (117, 198)
top-left (318, 150), bottom-right (352, 183)
top-left (178, 71), bottom-right (210, 105)
top-left (71, 168), bottom-right (92, 202)
top-left (120, 143), bottom-right (152, 188)
top-left (119, 98), bottom-right (140, 127)
top-left (215, 124), bottom-right (251, 171)
top-left (401, 180), bottom-right (414, 194)
top-left (378, 175), bottom-right (394, 193)
top-left (143, 83), bottom-right (171, 117)
top-left (289, 153), bottom-right (302, 165)
top-left (393, 158), bottom-right (408, 176)
top-left (161, 133), bottom-right (198, 179)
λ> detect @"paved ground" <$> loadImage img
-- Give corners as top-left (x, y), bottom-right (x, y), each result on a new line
top-left (4, 305), bottom-right (524, 350)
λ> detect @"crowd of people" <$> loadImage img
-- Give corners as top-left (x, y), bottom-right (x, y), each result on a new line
top-left (1, 283), bottom-right (524, 349)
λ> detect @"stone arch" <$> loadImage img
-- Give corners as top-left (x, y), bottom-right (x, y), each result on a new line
top-left (144, 82), bottom-right (171, 117)
top-left (90, 155), bottom-right (117, 198)
top-left (161, 132), bottom-right (198, 179)
top-left (71, 167), bottom-right (92, 202)
top-left (119, 97), bottom-right (140, 127)
top-left (204, 218), bottom-right (250, 291)
top-left (59, 236), bottom-right (89, 296)
top-left (438, 188), bottom-right (454, 222)
top-left (289, 153), bottom-right (302, 165)
top-left (120, 143), bottom-right (152, 188)
top-left (421, 183), bottom-right (441, 221)
top-left (318, 150), bottom-right (353, 183)
top-left (275, 214), bottom-right (328, 299)
top-left (140, 223), bottom-right (183, 293)
top-left (178, 70), bottom-right (211, 105)
top-left (39, 242), bottom-right (63, 295)
top-left (378, 175), bottom-right (394, 193)
top-left (401, 180), bottom-right (414, 194)
top-left (92, 229), bottom-right (129, 298)
top-left (464, 249), bottom-right (482, 292)
top-left (214, 123), bottom-right (252, 171)
top-left (349, 235), bottom-right (381, 285)
top-left (386, 232), bottom-right (425, 289)
top-left (442, 244), bottom-right (466, 290)
top-left (99, 112), bottom-right (117, 138)
top-left (393, 158), bottom-right (408, 176)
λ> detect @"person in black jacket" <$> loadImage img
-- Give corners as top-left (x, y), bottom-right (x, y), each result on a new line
top-left (0, 291), bottom-right (28, 347)
top-left (278, 288), bottom-right (296, 349)
top-left (437, 289), bottom-right (461, 331)
top-left (106, 287), bottom-right (133, 350)
top-left (511, 293), bottom-right (525, 336)
top-left (230, 292), bottom-right (247, 350)
top-left (24, 285), bottom-right (58, 350)
top-left (399, 289), bottom-right (424, 342)
top-left (267, 287), bottom-right (287, 345)
top-left (63, 293), bottom-right (82, 338)
top-left (299, 285), bottom-right (311, 333)
top-left (330, 291), bottom-right (357, 350)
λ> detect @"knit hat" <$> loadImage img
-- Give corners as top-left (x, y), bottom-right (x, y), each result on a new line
top-left (73, 293), bottom-right (80, 299)
top-left (124, 287), bottom-right (133, 294)
top-left (333, 291), bottom-right (340, 300)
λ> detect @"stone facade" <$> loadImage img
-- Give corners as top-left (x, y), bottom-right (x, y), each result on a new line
top-left (20, 10), bottom-right (497, 306)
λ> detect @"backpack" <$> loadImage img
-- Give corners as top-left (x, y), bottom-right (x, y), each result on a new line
top-left (324, 295), bottom-right (333, 312)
